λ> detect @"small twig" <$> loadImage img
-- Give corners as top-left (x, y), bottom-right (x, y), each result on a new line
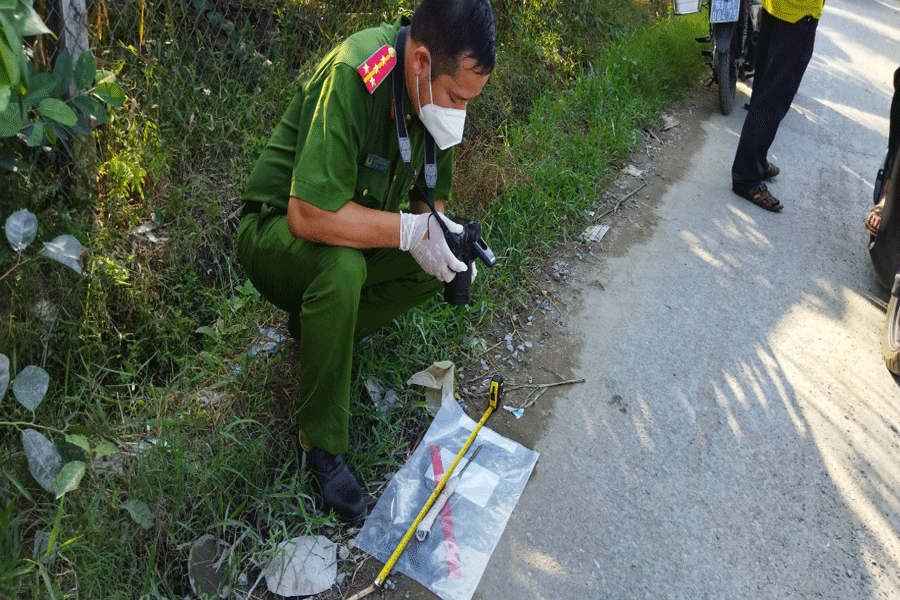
top-left (521, 386), bottom-right (547, 410)
top-left (348, 556), bottom-right (371, 591)
top-left (0, 254), bottom-right (28, 282)
top-left (596, 182), bottom-right (647, 221)
top-left (346, 583), bottom-right (377, 600)
top-left (479, 340), bottom-right (504, 357)
top-left (504, 378), bottom-right (585, 392)
top-left (0, 421), bottom-right (67, 434)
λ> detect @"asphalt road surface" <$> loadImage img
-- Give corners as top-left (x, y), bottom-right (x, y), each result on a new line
top-left (475, 0), bottom-right (900, 598)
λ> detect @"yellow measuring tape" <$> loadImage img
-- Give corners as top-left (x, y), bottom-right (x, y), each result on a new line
top-left (349, 375), bottom-right (502, 600)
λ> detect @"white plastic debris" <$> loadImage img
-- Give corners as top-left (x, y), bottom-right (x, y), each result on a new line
top-left (246, 328), bottom-right (286, 358)
top-left (0, 354), bottom-right (9, 400)
top-left (22, 429), bottom-right (62, 492)
top-left (364, 378), bottom-right (397, 415)
top-left (622, 164), bottom-right (645, 178)
top-left (263, 535), bottom-right (337, 597)
top-left (13, 365), bottom-right (50, 412)
top-left (583, 224), bottom-right (610, 243)
top-left (31, 300), bottom-right (58, 330)
top-left (40, 234), bottom-right (83, 274)
top-left (661, 114), bottom-right (681, 131)
top-left (5, 209), bottom-right (38, 251)
top-left (503, 404), bottom-right (525, 419)
top-left (129, 222), bottom-right (168, 243)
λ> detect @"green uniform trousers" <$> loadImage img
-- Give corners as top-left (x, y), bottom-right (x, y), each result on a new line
top-left (237, 206), bottom-right (441, 454)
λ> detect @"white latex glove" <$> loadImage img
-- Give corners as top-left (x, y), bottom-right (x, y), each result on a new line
top-left (399, 212), bottom-right (467, 283)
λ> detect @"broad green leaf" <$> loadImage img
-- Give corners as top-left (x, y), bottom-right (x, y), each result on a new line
top-left (72, 111), bottom-right (90, 136)
top-left (0, 354), bottom-right (8, 399)
top-left (0, 97), bottom-right (21, 136)
top-left (121, 499), bottom-right (154, 529)
top-left (94, 441), bottom-right (117, 458)
top-left (94, 103), bottom-right (108, 125)
top-left (0, 13), bottom-right (25, 89)
top-left (24, 117), bottom-right (42, 147)
top-left (74, 51), bottom-right (96, 89)
top-left (54, 461), bottom-right (85, 498)
top-left (52, 48), bottom-right (71, 96)
top-left (22, 429), bottom-right (62, 493)
top-left (12, 3), bottom-right (51, 36)
top-left (64, 434), bottom-right (90, 453)
top-left (43, 119), bottom-right (58, 145)
top-left (0, 39), bottom-right (18, 87)
top-left (23, 71), bottom-right (55, 106)
top-left (96, 69), bottom-right (115, 85)
top-left (0, 13), bottom-right (21, 56)
top-left (93, 81), bottom-right (125, 108)
top-left (37, 98), bottom-right (76, 126)
top-left (4, 208), bottom-right (36, 250)
top-left (0, 0), bottom-right (16, 9)
top-left (40, 234), bottom-right (83, 274)
top-left (12, 364), bottom-right (49, 411)
top-left (15, 37), bottom-right (26, 87)
top-left (73, 94), bottom-right (104, 124)
top-left (0, 82), bottom-right (9, 110)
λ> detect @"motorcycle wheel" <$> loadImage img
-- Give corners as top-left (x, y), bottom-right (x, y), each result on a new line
top-left (715, 48), bottom-right (737, 116)
top-left (883, 288), bottom-right (900, 375)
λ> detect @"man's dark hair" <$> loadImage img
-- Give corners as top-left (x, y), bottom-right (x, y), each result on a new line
top-left (410, 0), bottom-right (496, 79)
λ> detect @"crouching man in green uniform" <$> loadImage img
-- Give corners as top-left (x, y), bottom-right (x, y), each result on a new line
top-left (237, 0), bottom-right (495, 523)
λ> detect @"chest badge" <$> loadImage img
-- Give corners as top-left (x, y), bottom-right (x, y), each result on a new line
top-left (358, 45), bottom-right (397, 94)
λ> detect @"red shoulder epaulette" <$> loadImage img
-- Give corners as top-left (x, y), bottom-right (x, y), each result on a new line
top-left (358, 44), bottom-right (397, 94)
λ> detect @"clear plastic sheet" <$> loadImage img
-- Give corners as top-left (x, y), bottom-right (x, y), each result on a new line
top-left (354, 395), bottom-right (539, 600)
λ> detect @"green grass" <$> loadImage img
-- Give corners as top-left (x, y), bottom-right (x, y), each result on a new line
top-left (0, 3), bottom-right (706, 597)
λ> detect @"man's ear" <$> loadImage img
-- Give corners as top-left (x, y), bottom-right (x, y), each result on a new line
top-left (412, 45), bottom-right (431, 79)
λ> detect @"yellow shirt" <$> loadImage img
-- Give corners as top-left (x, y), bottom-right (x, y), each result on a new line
top-left (762, 0), bottom-right (824, 22)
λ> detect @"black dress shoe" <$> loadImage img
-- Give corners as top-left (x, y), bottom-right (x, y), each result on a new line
top-left (308, 448), bottom-right (368, 524)
top-left (287, 312), bottom-right (301, 341)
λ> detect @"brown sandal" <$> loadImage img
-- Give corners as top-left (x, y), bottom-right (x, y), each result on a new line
top-left (733, 184), bottom-right (783, 212)
top-left (764, 162), bottom-right (780, 180)
top-left (865, 204), bottom-right (883, 236)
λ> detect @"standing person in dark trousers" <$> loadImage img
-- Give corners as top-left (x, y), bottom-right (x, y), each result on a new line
top-left (236, 0), bottom-right (495, 524)
top-left (731, 0), bottom-right (824, 212)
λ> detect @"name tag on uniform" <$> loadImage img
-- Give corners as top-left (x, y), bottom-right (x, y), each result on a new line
top-left (364, 153), bottom-right (390, 174)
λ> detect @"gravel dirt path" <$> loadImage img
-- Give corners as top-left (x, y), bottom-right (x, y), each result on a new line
top-left (472, 0), bottom-right (900, 598)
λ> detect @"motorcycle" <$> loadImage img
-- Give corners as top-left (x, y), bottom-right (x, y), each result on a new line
top-left (867, 66), bottom-right (900, 374)
top-left (675, 0), bottom-right (762, 116)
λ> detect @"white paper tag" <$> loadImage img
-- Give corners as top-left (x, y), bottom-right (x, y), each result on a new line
top-left (424, 447), bottom-right (499, 508)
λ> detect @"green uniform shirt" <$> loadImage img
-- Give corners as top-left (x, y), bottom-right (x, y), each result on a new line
top-left (242, 16), bottom-right (454, 214)
top-left (762, 0), bottom-right (824, 22)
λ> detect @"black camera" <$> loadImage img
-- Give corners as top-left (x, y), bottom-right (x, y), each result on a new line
top-left (443, 220), bottom-right (496, 305)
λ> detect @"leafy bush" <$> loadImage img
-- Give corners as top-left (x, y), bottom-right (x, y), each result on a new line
top-left (0, 0), bottom-right (51, 110)
top-left (0, 49), bottom-right (125, 171)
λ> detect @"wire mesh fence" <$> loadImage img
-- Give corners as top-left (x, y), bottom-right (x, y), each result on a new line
top-left (57, 2), bottom-right (416, 133)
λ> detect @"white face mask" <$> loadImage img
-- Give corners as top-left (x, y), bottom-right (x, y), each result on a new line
top-left (417, 62), bottom-right (466, 150)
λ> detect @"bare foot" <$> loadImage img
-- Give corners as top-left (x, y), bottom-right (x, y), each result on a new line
top-left (866, 203), bottom-right (883, 235)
